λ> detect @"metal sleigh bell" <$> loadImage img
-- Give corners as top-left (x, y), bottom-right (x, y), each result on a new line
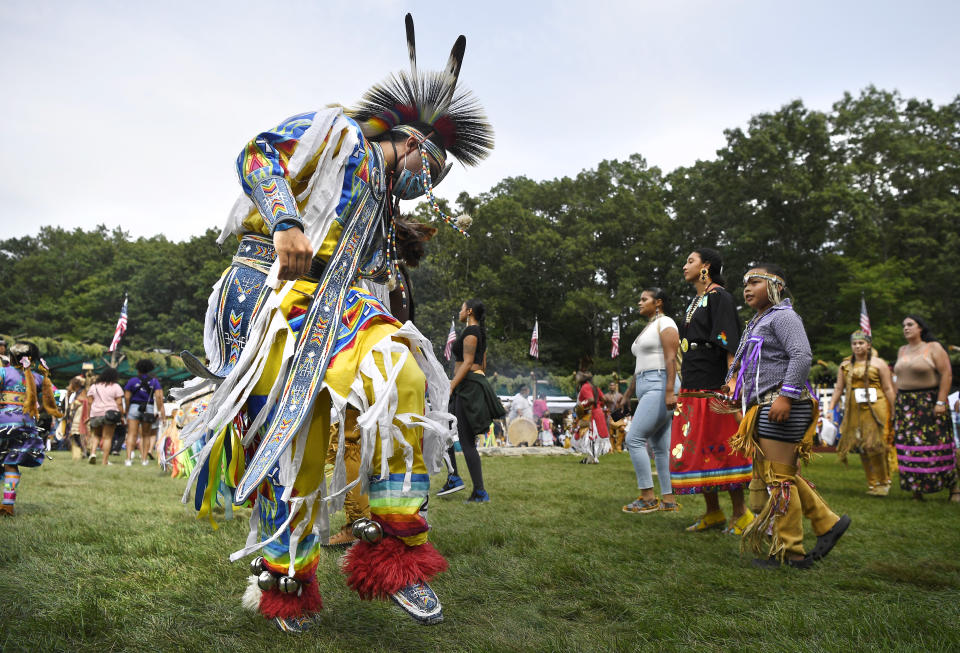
top-left (277, 576), bottom-right (301, 595)
top-left (249, 556), bottom-right (266, 576)
top-left (257, 570), bottom-right (277, 591)
top-left (351, 518), bottom-right (383, 544)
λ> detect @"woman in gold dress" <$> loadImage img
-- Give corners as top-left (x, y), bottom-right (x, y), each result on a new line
top-left (828, 331), bottom-right (896, 496)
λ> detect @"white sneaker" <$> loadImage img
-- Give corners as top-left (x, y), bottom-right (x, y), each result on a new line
top-left (142, 460), bottom-right (149, 466)
top-left (124, 459), bottom-right (132, 467)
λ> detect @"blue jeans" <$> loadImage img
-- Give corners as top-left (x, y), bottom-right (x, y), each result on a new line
top-left (625, 370), bottom-right (675, 496)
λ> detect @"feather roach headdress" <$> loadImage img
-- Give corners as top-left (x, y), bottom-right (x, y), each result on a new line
top-left (349, 15), bottom-right (493, 293)
top-left (347, 14), bottom-right (494, 172)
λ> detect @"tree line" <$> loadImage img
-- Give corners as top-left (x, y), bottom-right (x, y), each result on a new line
top-left (1, 87), bottom-right (957, 383)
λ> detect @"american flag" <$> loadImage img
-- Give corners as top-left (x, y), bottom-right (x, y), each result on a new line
top-left (611, 317), bottom-right (620, 358)
top-left (443, 320), bottom-right (457, 361)
top-left (859, 295), bottom-right (872, 337)
top-left (529, 319), bottom-right (539, 359)
top-left (109, 296), bottom-right (128, 352)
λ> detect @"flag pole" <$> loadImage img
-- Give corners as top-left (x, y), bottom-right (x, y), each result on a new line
top-left (615, 314), bottom-right (621, 383)
top-left (109, 293), bottom-right (128, 368)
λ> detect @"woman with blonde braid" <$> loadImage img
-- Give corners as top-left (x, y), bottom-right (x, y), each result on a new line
top-left (0, 342), bottom-right (62, 515)
top-left (828, 331), bottom-right (895, 496)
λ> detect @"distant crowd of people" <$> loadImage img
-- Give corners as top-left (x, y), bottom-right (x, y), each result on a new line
top-left (63, 359), bottom-right (166, 466)
top-left (0, 340), bottom-right (168, 483)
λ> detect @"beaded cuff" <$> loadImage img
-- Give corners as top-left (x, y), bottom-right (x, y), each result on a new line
top-left (251, 176), bottom-right (303, 235)
top-left (779, 383), bottom-right (803, 399)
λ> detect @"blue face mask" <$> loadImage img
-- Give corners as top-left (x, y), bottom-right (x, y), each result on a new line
top-left (392, 149), bottom-right (426, 200)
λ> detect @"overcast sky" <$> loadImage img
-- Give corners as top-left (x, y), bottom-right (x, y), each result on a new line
top-left (2, 0), bottom-right (957, 242)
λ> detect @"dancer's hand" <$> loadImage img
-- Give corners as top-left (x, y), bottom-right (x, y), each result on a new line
top-left (768, 396), bottom-right (792, 423)
top-left (274, 227), bottom-right (313, 280)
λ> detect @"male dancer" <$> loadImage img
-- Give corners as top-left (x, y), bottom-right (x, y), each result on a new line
top-left (174, 15), bottom-right (493, 632)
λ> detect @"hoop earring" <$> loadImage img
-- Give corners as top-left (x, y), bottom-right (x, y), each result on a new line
top-left (699, 268), bottom-right (709, 282)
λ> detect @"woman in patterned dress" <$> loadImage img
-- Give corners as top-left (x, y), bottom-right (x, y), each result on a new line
top-left (892, 315), bottom-right (955, 500)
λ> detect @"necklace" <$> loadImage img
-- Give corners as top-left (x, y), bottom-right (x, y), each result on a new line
top-left (684, 284), bottom-right (718, 324)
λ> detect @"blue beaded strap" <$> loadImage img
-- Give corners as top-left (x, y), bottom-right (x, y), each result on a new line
top-left (235, 183), bottom-right (384, 503)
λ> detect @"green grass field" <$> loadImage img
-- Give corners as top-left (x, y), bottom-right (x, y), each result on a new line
top-left (1, 450), bottom-right (959, 652)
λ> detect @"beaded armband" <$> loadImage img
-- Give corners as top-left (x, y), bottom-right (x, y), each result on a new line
top-left (756, 386), bottom-right (811, 406)
top-left (251, 176), bottom-right (303, 234)
top-left (779, 383), bottom-right (803, 400)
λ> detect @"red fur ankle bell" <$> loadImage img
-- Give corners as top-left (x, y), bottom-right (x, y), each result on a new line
top-left (257, 562), bottom-right (323, 619)
top-left (342, 536), bottom-right (448, 599)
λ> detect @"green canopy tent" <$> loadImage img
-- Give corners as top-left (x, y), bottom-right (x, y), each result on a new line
top-left (1, 334), bottom-right (193, 389)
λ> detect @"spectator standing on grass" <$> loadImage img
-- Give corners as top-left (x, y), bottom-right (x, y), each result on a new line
top-left (65, 376), bottom-right (88, 460)
top-left (0, 338), bottom-right (9, 367)
top-left (532, 393), bottom-right (548, 421)
top-left (123, 359), bottom-right (164, 467)
top-left (539, 412), bottom-right (554, 446)
top-left (87, 367), bottom-right (124, 466)
top-left (619, 288), bottom-right (680, 514)
top-left (437, 299), bottom-right (505, 502)
top-left (892, 315), bottom-right (956, 502)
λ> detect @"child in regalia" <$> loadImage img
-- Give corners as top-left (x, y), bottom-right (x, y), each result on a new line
top-left (724, 264), bottom-right (850, 568)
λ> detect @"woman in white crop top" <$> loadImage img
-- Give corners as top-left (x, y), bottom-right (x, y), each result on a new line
top-left (618, 288), bottom-right (680, 513)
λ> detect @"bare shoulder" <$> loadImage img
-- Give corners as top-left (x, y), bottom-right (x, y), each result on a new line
top-left (929, 341), bottom-right (949, 359)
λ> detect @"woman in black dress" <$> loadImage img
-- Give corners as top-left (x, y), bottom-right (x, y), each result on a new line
top-left (669, 248), bottom-right (753, 534)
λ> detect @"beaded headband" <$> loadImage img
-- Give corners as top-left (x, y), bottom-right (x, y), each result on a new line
top-left (743, 272), bottom-right (785, 286)
top-left (850, 330), bottom-right (872, 343)
top-left (393, 125), bottom-right (446, 171)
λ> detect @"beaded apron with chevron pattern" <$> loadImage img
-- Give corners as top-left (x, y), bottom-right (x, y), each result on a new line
top-left (235, 179), bottom-right (385, 502)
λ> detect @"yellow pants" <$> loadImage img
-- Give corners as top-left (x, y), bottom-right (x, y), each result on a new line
top-left (235, 281), bottom-right (430, 578)
top-left (744, 459), bottom-right (839, 559)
